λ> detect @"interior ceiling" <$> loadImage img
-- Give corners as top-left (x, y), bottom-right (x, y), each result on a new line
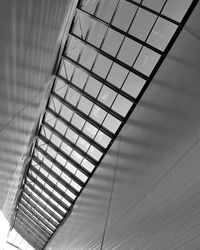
top-left (45, 1), bottom-right (200, 250)
top-left (0, 0), bottom-right (68, 220)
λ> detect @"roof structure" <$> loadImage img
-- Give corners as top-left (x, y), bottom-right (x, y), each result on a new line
top-left (11, 0), bottom-right (198, 249)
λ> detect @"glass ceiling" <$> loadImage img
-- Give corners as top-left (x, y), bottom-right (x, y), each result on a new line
top-left (13, 0), bottom-right (196, 249)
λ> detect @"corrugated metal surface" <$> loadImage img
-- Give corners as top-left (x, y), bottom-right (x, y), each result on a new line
top-left (45, 1), bottom-right (200, 250)
top-left (0, 0), bottom-right (68, 221)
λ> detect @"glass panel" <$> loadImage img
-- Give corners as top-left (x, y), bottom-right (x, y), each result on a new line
top-left (71, 114), bottom-right (85, 130)
top-left (97, 0), bottom-right (119, 23)
top-left (72, 68), bottom-right (88, 89)
top-left (60, 105), bottom-right (73, 121)
top-left (52, 165), bottom-right (61, 176)
top-left (107, 63), bottom-right (128, 89)
top-left (103, 114), bottom-right (121, 133)
top-left (45, 112), bottom-right (56, 127)
top-left (54, 78), bottom-right (67, 98)
top-left (61, 142), bottom-right (72, 155)
top-left (55, 120), bottom-right (67, 136)
top-left (65, 128), bottom-right (78, 144)
top-left (76, 170), bottom-right (87, 183)
top-left (85, 76), bottom-right (102, 98)
top-left (56, 154), bottom-right (67, 166)
top-left (113, 1), bottom-right (137, 31)
top-left (93, 54), bottom-right (112, 78)
top-left (112, 94), bottom-right (132, 116)
top-left (76, 137), bottom-right (90, 152)
top-left (142, 0), bottom-right (166, 12)
top-left (81, 0), bottom-right (98, 14)
top-left (147, 18), bottom-right (177, 51)
top-left (60, 60), bottom-right (75, 80)
top-left (122, 72), bottom-right (145, 98)
top-left (129, 8), bottom-right (157, 41)
top-left (73, 13), bottom-right (91, 39)
top-left (66, 36), bottom-right (83, 61)
top-left (102, 29), bottom-right (124, 57)
top-left (65, 88), bottom-right (80, 106)
top-left (49, 97), bottom-right (62, 114)
top-left (117, 37), bottom-right (142, 66)
top-left (134, 47), bottom-right (160, 76)
top-left (61, 172), bottom-right (71, 184)
top-left (83, 122), bottom-right (98, 139)
top-left (98, 85), bottom-right (116, 107)
top-left (71, 150), bottom-right (83, 164)
top-left (81, 158), bottom-right (95, 172)
top-left (87, 21), bottom-right (107, 48)
top-left (90, 105), bottom-right (107, 124)
top-left (79, 46), bottom-right (97, 70)
top-left (66, 162), bottom-right (76, 174)
top-left (87, 146), bottom-right (102, 161)
top-left (66, 190), bottom-right (76, 200)
top-left (51, 134), bottom-right (62, 148)
top-left (95, 130), bottom-right (111, 148)
top-left (71, 180), bottom-right (81, 192)
top-left (77, 96), bottom-right (93, 115)
top-left (162, 0), bottom-right (193, 22)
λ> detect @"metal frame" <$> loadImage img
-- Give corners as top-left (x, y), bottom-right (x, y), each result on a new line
top-left (13, 0), bottom-right (198, 249)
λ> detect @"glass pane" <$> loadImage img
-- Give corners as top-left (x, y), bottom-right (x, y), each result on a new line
top-left (61, 142), bottom-right (72, 156)
top-left (77, 96), bottom-right (93, 115)
top-left (134, 47), bottom-right (160, 76)
top-left (71, 180), bottom-right (81, 192)
top-left (92, 54), bottom-right (112, 79)
top-left (97, 0), bottom-right (119, 23)
top-left (81, 158), bottom-right (95, 172)
top-left (73, 13), bottom-right (91, 39)
top-left (103, 114), bottom-right (121, 133)
top-left (129, 8), bottom-right (157, 41)
top-left (102, 29), bottom-right (124, 57)
top-left (122, 72), bottom-right (145, 98)
top-left (45, 112), bottom-right (56, 127)
top-left (61, 172), bottom-right (71, 184)
top-left (60, 105), bottom-right (73, 122)
top-left (87, 21), bottom-right (107, 48)
top-left (71, 114), bottom-right (85, 130)
top-left (54, 78), bottom-right (67, 98)
top-left (107, 63), bottom-right (128, 89)
top-left (90, 105), bottom-right (107, 124)
top-left (56, 154), bottom-right (67, 166)
top-left (76, 170), bottom-right (87, 183)
top-left (98, 85), bottom-right (116, 107)
top-left (76, 137), bottom-right (90, 152)
top-left (51, 134), bottom-right (62, 148)
top-left (142, 0), bottom-right (166, 12)
top-left (65, 88), bottom-right (80, 107)
top-left (72, 68), bottom-right (88, 89)
top-left (83, 122), bottom-right (98, 139)
top-left (71, 150), bottom-right (83, 164)
top-left (66, 37), bottom-right (83, 61)
top-left (117, 37), bottom-right (142, 66)
top-left (147, 18), bottom-right (177, 51)
top-left (79, 46), bottom-right (97, 70)
top-left (81, 0), bottom-right (98, 14)
top-left (87, 146), bottom-right (102, 161)
top-left (112, 94), bottom-right (132, 116)
top-left (85, 76), bottom-right (102, 98)
top-left (66, 162), bottom-right (76, 174)
top-left (113, 1), bottom-right (137, 31)
top-left (95, 131), bottom-right (111, 148)
top-left (60, 60), bottom-right (74, 81)
top-left (65, 128), bottom-right (78, 144)
top-left (55, 120), bottom-right (67, 136)
top-left (162, 0), bottom-right (193, 22)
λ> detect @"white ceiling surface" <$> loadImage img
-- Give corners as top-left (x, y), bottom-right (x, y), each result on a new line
top-left (46, 2), bottom-right (200, 250)
top-left (0, 0), bottom-right (68, 220)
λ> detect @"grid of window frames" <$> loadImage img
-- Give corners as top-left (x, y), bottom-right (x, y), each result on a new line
top-left (14, 0), bottom-right (196, 249)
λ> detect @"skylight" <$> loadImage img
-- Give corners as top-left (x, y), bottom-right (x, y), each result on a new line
top-left (13, 0), bottom-right (196, 249)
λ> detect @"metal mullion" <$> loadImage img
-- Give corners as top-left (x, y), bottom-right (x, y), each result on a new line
top-left (20, 196), bottom-right (56, 231)
top-left (76, 8), bottom-right (163, 55)
top-left (16, 213), bottom-right (47, 244)
top-left (32, 153), bottom-right (79, 196)
top-left (57, 74), bottom-right (123, 122)
top-left (36, 142), bottom-right (89, 184)
top-left (23, 187), bottom-right (61, 224)
top-left (17, 209), bottom-right (50, 241)
top-left (52, 91), bottom-right (114, 138)
top-left (43, 121), bottom-right (98, 166)
top-left (125, 0), bottom-right (180, 26)
top-left (30, 163), bottom-right (74, 204)
top-left (47, 107), bottom-right (105, 152)
top-left (15, 218), bottom-right (45, 249)
top-left (25, 182), bottom-right (65, 219)
top-left (69, 32), bottom-right (147, 88)
top-left (62, 55), bottom-right (138, 103)
top-left (27, 173), bottom-right (70, 211)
